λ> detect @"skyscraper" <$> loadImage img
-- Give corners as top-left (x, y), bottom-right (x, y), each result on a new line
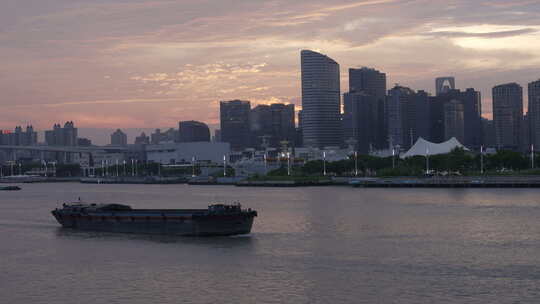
top-left (343, 92), bottom-right (377, 153)
top-left (301, 50), bottom-right (341, 148)
top-left (110, 129), bottom-right (128, 146)
top-left (410, 90), bottom-right (431, 144)
top-left (44, 122), bottom-right (78, 146)
top-left (347, 67), bottom-right (387, 149)
top-left (270, 103), bottom-right (295, 146)
top-left (436, 77), bottom-right (455, 95)
top-left (178, 121), bottom-right (210, 142)
top-left (250, 103), bottom-right (295, 148)
top-left (387, 85), bottom-right (415, 150)
top-left (492, 83), bottom-right (523, 150)
top-left (430, 88), bottom-right (482, 148)
top-left (444, 100), bottom-right (465, 143)
top-left (528, 79), bottom-right (540, 148)
top-left (220, 100), bottom-right (251, 150)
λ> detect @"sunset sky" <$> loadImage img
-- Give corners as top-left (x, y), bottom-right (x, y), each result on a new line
top-left (1, 0), bottom-right (540, 143)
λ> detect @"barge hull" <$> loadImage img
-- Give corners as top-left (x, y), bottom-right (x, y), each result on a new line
top-left (51, 211), bottom-right (254, 236)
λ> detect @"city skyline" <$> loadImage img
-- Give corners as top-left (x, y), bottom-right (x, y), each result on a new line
top-left (1, 0), bottom-right (540, 132)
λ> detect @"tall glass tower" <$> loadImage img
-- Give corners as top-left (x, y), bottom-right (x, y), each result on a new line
top-left (529, 79), bottom-right (540, 148)
top-left (492, 83), bottom-right (523, 150)
top-left (300, 50), bottom-right (341, 148)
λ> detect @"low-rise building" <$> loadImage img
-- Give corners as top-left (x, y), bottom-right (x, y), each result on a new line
top-left (146, 142), bottom-right (230, 164)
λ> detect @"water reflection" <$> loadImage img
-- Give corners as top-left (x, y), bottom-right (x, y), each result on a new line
top-left (54, 227), bottom-right (256, 248)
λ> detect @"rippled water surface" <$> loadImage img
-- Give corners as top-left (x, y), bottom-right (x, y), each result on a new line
top-left (1, 183), bottom-right (540, 303)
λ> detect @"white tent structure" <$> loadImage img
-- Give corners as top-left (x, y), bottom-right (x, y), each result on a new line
top-left (400, 137), bottom-right (469, 159)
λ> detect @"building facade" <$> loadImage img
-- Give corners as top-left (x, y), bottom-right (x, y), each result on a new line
top-left (343, 92), bottom-right (377, 153)
top-left (146, 142), bottom-right (230, 165)
top-left (110, 129), bottom-right (128, 146)
top-left (150, 128), bottom-right (177, 144)
top-left (492, 83), bottom-right (523, 150)
top-left (134, 132), bottom-right (150, 145)
top-left (301, 50), bottom-right (341, 148)
top-left (178, 121), bottom-right (210, 142)
top-left (387, 86), bottom-right (415, 150)
top-left (444, 100), bottom-right (465, 143)
top-left (347, 67), bottom-right (387, 149)
top-left (528, 79), bottom-right (540, 148)
top-left (430, 88), bottom-right (482, 148)
top-left (45, 122), bottom-right (78, 146)
top-left (0, 126), bottom-right (37, 146)
top-left (220, 100), bottom-right (251, 150)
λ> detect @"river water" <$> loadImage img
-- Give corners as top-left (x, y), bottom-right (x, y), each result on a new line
top-left (1, 183), bottom-right (540, 303)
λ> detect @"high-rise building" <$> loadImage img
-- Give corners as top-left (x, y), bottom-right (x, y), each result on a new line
top-left (387, 85), bottom-right (415, 150)
top-left (347, 67), bottom-right (387, 149)
top-left (220, 100), bottom-right (251, 150)
top-left (444, 100), bottom-right (465, 143)
top-left (430, 88), bottom-right (482, 148)
top-left (250, 105), bottom-right (272, 148)
top-left (410, 90), bottom-right (431, 144)
top-left (528, 79), bottom-right (540, 148)
top-left (436, 77), bottom-right (456, 95)
top-left (521, 113), bottom-right (531, 152)
top-left (63, 121), bottom-right (78, 146)
top-left (301, 50), bottom-right (341, 148)
top-left (250, 104), bottom-right (296, 148)
top-left (44, 122), bottom-right (78, 146)
top-left (150, 128), bottom-right (177, 144)
top-left (349, 68), bottom-right (387, 98)
top-left (178, 121), bottom-right (210, 142)
top-left (343, 92), bottom-right (377, 153)
top-left (270, 103), bottom-right (295, 146)
top-left (134, 132), bottom-right (150, 145)
top-left (0, 126), bottom-right (37, 146)
top-left (110, 129), bottom-right (128, 146)
top-left (481, 118), bottom-right (496, 147)
top-left (492, 83), bottom-right (523, 150)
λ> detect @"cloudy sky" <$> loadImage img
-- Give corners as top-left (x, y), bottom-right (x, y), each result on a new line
top-left (1, 0), bottom-right (539, 143)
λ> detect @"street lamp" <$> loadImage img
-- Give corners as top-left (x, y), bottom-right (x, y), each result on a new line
top-left (425, 148), bottom-right (430, 175)
top-left (192, 156), bottom-right (196, 177)
top-left (392, 148), bottom-right (395, 169)
top-left (323, 151), bottom-right (327, 176)
top-left (354, 151), bottom-right (358, 177)
top-left (287, 152), bottom-right (291, 176)
top-left (480, 145), bottom-right (484, 174)
top-left (223, 155), bottom-right (227, 177)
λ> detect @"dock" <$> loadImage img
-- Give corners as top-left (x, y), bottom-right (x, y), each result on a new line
top-left (350, 176), bottom-right (540, 188)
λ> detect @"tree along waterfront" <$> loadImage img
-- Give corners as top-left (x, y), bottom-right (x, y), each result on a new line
top-left (267, 148), bottom-right (540, 178)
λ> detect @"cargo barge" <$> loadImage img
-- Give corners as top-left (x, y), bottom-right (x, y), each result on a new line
top-left (51, 202), bottom-right (257, 236)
